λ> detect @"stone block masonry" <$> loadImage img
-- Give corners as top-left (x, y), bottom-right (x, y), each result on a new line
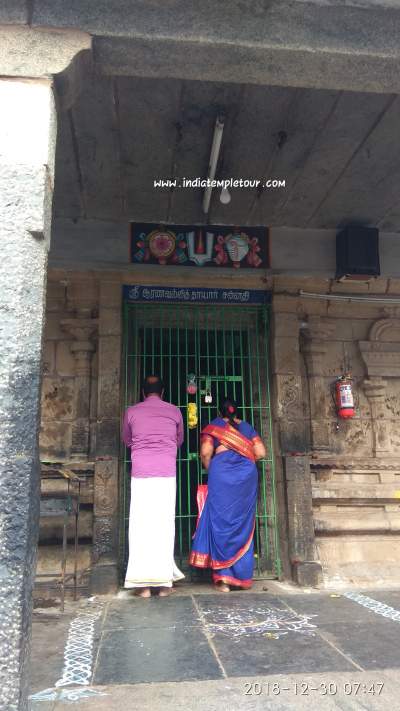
top-left (40, 276), bottom-right (121, 595)
top-left (272, 276), bottom-right (400, 587)
top-left (40, 277), bottom-right (99, 461)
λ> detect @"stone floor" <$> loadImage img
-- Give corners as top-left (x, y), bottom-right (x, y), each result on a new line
top-left (29, 584), bottom-right (400, 710)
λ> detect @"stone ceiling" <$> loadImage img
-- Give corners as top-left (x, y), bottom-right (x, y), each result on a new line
top-left (54, 74), bottom-right (400, 230)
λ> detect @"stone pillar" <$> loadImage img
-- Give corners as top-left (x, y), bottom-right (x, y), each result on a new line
top-left (363, 378), bottom-right (391, 455)
top-left (0, 25), bottom-right (91, 710)
top-left (0, 79), bottom-right (57, 711)
top-left (301, 317), bottom-right (335, 452)
top-left (271, 305), bottom-right (320, 584)
top-left (284, 455), bottom-right (322, 587)
top-left (91, 282), bottom-right (122, 594)
top-left (61, 314), bottom-right (98, 458)
top-left (271, 312), bottom-right (307, 453)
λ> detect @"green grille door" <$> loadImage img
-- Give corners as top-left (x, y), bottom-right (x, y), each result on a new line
top-left (121, 303), bottom-right (281, 580)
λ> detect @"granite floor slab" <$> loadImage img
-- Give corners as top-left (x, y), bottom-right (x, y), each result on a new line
top-left (278, 593), bottom-right (378, 625)
top-left (30, 611), bottom-right (74, 694)
top-left (104, 595), bottom-right (200, 631)
top-left (93, 626), bottom-right (223, 685)
top-left (317, 620), bottom-right (400, 670)
top-left (30, 589), bottom-right (400, 695)
top-left (211, 628), bottom-right (355, 677)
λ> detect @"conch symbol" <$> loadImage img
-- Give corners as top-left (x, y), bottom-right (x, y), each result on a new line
top-left (225, 233), bottom-right (249, 268)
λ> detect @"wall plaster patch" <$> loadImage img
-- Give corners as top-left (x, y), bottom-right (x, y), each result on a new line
top-left (344, 592), bottom-right (400, 623)
top-left (30, 598), bottom-right (108, 704)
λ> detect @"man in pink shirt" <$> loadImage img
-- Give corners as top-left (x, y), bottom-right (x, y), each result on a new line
top-left (122, 375), bottom-right (185, 597)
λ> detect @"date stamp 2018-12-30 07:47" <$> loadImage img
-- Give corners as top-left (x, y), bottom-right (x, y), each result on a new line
top-left (243, 681), bottom-right (385, 697)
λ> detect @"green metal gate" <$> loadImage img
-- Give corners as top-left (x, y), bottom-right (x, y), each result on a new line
top-left (121, 302), bottom-right (281, 579)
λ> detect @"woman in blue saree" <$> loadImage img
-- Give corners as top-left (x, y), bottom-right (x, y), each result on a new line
top-left (189, 399), bottom-right (266, 592)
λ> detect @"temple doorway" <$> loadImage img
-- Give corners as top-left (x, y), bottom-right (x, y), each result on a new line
top-left (121, 301), bottom-right (280, 580)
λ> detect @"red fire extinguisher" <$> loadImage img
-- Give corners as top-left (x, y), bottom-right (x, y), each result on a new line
top-left (335, 375), bottom-right (355, 419)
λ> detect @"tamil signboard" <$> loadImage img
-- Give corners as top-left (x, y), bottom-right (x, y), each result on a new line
top-left (130, 223), bottom-right (269, 269)
top-left (123, 285), bottom-right (271, 305)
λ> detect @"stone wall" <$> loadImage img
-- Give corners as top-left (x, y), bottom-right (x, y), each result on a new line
top-left (272, 275), bottom-right (400, 587)
top-left (40, 271), bottom-right (123, 593)
top-left (38, 273), bottom-right (100, 591)
top-left (40, 275), bottom-right (99, 461)
top-left (39, 268), bottom-right (400, 590)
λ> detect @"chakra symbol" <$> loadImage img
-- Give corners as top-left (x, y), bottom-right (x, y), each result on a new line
top-left (148, 230), bottom-right (176, 262)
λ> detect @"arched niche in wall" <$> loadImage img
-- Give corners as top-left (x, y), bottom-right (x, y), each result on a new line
top-left (360, 318), bottom-right (400, 378)
top-left (359, 318), bottom-right (400, 455)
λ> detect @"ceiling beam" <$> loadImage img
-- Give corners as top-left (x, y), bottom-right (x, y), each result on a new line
top-left (25, 0), bottom-right (400, 93)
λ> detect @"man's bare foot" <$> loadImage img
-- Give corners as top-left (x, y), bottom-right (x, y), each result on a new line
top-left (214, 582), bottom-right (230, 593)
top-left (158, 587), bottom-right (176, 597)
top-left (136, 588), bottom-right (151, 598)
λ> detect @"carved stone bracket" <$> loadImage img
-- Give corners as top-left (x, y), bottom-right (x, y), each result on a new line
top-left (363, 377), bottom-right (387, 405)
top-left (61, 316), bottom-right (98, 458)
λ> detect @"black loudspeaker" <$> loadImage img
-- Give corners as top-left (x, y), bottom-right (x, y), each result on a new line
top-left (336, 226), bottom-right (380, 280)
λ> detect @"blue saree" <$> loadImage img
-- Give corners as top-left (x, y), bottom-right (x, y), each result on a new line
top-left (189, 418), bottom-right (261, 588)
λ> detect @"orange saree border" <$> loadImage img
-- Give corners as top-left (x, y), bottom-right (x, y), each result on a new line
top-left (212, 573), bottom-right (253, 589)
top-left (188, 522), bottom-right (255, 570)
top-left (201, 424), bottom-right (255, 461)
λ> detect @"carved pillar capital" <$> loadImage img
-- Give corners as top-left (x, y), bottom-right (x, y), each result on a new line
top-left (61, 318), bottom-right (98, 370)
top-left (306, 316), bottom-right (336, 341)
top-left (61, 317), bottom-right (98, 343)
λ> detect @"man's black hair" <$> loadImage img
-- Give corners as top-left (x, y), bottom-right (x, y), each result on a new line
top-left (143, 375), bottom-right (164, 396)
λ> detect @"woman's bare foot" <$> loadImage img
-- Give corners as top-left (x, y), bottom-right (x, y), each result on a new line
top-left (158, 587), bottom-right (176, 597)
top-left (214, 582), bottom-right (230, 593)
top-left (136, 588), bottom-right (151, 598)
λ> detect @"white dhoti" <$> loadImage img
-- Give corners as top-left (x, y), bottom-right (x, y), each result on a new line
top-left (124, 476), bottom-right (185, 588)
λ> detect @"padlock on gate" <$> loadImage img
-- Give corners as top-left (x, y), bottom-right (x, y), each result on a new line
top-left (204, 389), bottom-right (213, 404)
